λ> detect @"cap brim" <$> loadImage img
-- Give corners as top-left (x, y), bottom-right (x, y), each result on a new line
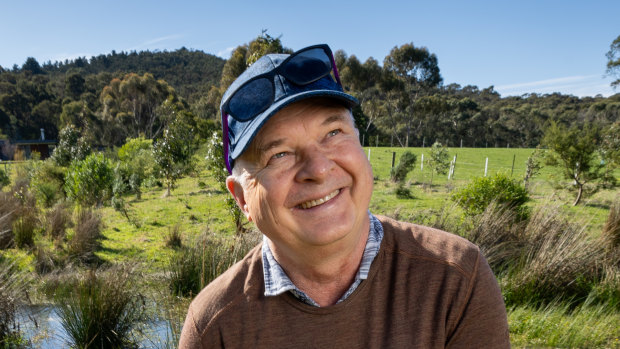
top-left (230, 90), bottom-right (359, 161)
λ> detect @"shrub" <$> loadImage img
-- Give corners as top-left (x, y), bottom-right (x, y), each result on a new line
top-left (168, 229), bottom-right (260, 296)
top-left (395, 183), bottom-right (414, 199)
top-left (52, 124), bottom-right (91, 166)
top-left (390, 151), bottom-right (417, 183)
top-left (65, 153), bottom-right (114, 207)
top-left (31, 159), bottom-right (66, 207)
top-left (118, 137), bottom-right (157, 199)
top-left (68, 209), bottom-right (102, 264)
top-left (0, 168), bottom-right (9, 189)
top-left (451, 173), bottom-right (530, 219)
top-left (55, 267), bottom-right (146, 348)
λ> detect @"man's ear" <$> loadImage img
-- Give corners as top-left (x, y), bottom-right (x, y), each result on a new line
top-left (226, 176), bottom-right (252, 221)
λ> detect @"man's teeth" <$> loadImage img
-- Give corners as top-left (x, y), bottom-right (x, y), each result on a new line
top-left (300, 190), bottom-right (340, 209)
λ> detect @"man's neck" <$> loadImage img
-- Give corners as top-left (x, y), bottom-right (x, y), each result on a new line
top-left (268, 218), bottom-right (370, 307)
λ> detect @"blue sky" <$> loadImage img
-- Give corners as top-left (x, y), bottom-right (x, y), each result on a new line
top-left (1, 0), bottom-right (618, 97)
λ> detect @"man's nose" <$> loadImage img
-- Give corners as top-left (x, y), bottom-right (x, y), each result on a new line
top-left (294, 147), bottom-right (334, 183)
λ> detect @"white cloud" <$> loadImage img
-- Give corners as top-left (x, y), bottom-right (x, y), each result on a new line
top-left (495, 75), bottom-right (616, 97)
top-left (217, 47), bottom-right (235, 59)
top-left (127, 34), bottom-right (183, 51)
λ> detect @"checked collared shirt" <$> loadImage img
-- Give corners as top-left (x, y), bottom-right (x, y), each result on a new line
top-left (261, 212), bottom-right (384, 307)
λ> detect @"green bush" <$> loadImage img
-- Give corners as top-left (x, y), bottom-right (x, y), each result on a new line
top-left (390, 151), bottom-right (417, 183)
top-left (395, 183), bottom-right (414, 199)
top-left (118, 137), bottom-right (157, 199)
top-left (31, 159), bottom-right (66, 207)
top-left (65, 153), bottom-right (114, 207)
top-left (451, 173), bottom-right (530, 218)
top-left (0, 168), bottom-right (9, 189)
top-left (52, 124), bottom-right (91, 167)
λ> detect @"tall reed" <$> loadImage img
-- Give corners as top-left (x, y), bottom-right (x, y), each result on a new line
top-left (167, 228), bottom-right (261, 297)
top-left (55, 267), bottom-right (146, 348)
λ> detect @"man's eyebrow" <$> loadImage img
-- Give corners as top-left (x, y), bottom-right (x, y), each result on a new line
top-left (322, 113), bottom-right (348, 126)
top-left (256, 138), bottom-right (285, 153)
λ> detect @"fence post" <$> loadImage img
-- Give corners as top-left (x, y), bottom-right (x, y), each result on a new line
top-left (484, 157), bottom-right (489, 177)
top-left (391, 152), bottom-right (396, 169)
top-left (420, 154), bottom-right (424, 171)
top-left (367, 148), bottom-right (371, 161)
top-left (452, 154), bottom-right (457, 179)
top-left (511, 154), bottom-right (516, 177)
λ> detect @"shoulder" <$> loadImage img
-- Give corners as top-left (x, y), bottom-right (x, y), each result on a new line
top-left (184, 244), bottom-right (263, 335)
top-left (375, 214), bottom-right (481, 278)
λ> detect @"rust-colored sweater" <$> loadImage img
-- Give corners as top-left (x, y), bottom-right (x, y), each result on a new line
top-left (179, 215), bottom-right (510, 348)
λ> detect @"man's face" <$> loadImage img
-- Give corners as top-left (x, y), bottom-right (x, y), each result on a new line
top-left (228, 101), bottom-right (374, 255)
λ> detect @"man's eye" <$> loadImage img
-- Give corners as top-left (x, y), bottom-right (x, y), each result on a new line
top-left (327, 129), bottom-right (341, 137)
top-left (272, 152), bottom-right (287, 159)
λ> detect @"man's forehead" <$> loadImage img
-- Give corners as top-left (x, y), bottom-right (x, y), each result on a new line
top-left (243, 102), bottom-right (352, 159)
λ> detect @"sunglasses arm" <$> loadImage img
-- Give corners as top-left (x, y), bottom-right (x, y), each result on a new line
top-left (222, 112), bottom-right (233, 174)
top-left (329, 53), bottom-right (343, 86)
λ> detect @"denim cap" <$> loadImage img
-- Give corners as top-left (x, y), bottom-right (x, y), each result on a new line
top-left (220, 52), bottom-right (359, 171)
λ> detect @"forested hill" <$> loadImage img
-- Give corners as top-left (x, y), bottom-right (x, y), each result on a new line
top-left (27, 48), bottom-right (225, 102)
top-left (0, 48), bottom-right (225, 142)
top-left (1, 38), bottom-right (619, 148)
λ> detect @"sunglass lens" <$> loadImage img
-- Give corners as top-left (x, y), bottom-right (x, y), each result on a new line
top-left (282, 47), bottom-right (332, 85)
top-left (228, 77), bottom-right (274, 121)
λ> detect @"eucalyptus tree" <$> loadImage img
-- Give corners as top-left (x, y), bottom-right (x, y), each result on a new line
top-left (381, 43), bottom-right (443, 147)
top-left (606, 34), bottom-right (620, 89)
top-left (99, 73), bottom-right (182, 145)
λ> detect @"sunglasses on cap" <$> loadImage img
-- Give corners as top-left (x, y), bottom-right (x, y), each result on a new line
top-left (221, 44), bottom-right (344, 173)
top-left (222, 44), bottom-right (343, 122)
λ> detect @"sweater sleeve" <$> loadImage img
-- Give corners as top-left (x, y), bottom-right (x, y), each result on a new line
top-left (446, 251), bottom-right (510, 348)
top-left (178, 306), bottom-right (205, 349)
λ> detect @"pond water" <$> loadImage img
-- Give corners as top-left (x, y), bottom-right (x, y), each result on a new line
top-left (17, 304), bottom-right (176, 348)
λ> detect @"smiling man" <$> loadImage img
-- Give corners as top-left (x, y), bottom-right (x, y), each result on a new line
top-left (179, 44), bottom-right (510, 348)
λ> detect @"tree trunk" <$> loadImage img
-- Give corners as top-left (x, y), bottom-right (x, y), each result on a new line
top-left (163, 181), bottom-right (171, 198)
top-left (573, 184), bottom-right (583, 206)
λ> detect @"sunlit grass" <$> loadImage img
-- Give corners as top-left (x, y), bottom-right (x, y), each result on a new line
top-left (509, 304), bottom-right (620, 348)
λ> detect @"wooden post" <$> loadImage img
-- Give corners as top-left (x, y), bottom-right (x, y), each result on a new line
top-left (391, 152), bottom-right (396, 169)
top-left (511, 154), bottom-right (516, 177)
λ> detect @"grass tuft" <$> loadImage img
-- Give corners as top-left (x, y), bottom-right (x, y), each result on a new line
top-left (69, 209), bottom-right (103, 264)
top-left (55, 266), bottom-right (146, 349)
top-left (167, 228), bottom-right (260, 297)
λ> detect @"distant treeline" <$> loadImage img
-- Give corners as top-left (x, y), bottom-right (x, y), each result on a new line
top-left (1, 35), bottom-right (618, 149)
